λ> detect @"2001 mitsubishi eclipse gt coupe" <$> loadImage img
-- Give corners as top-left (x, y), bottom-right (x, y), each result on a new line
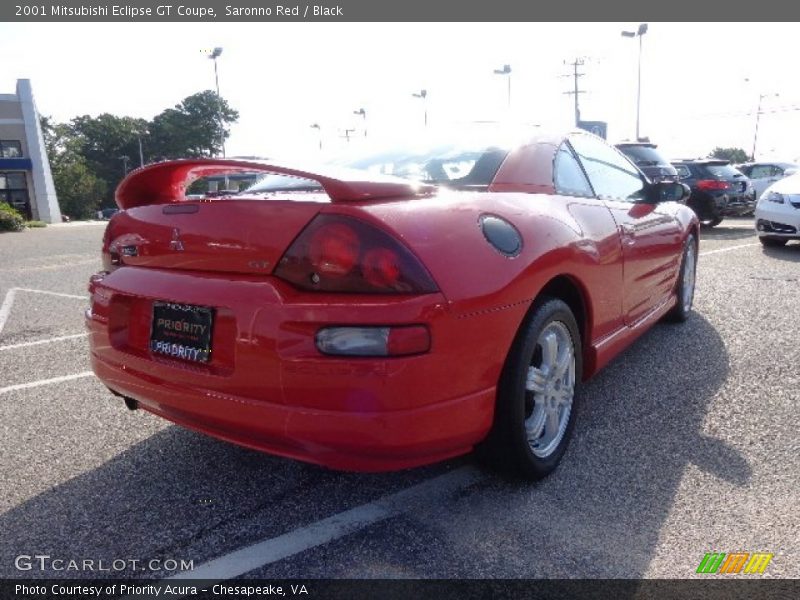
top-left (87, 130), bottom-right (698, 479)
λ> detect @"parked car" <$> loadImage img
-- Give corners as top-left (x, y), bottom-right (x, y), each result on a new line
top-left (671, 159), bottom-right (756, 227)
top-left (754, 172), bottom-right (800, 247)
top-left (616, 142), bottom-right (679, 183)
top-left (87, 130), bottom-right (698, 480)
top-left (735, 162), bottom-right (798, 198)
top-left (97, 207), bottom-right (119, 220)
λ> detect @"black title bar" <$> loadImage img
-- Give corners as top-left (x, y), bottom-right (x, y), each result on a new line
top-left (4, 579), bottom-right (800, 600)
top-left (4, 0), bottom-right (800, 21)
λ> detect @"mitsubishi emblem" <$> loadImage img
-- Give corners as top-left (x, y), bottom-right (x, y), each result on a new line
top-left (170, 228), bottom-right (185, 252)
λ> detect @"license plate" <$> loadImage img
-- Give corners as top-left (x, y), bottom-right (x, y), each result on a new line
top-left (150, 302), bottom-right (214, 363)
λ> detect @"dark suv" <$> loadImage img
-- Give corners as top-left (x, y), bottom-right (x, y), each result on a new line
top-left (671, 159), bottom-right (756, 227)
top-left (615, 142), bottom-right (679, 183)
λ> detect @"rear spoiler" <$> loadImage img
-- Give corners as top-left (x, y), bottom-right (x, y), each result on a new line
top-left (115, 159), bottom-right (436, 210)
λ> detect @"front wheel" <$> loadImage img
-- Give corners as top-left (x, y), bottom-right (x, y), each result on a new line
top-left (484, 298), bottom-right (582, 480)
top-left (666, 234), bottom-right (697, 322)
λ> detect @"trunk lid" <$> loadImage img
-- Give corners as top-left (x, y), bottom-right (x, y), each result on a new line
top-left (105, 198), bottom-right (325, 276)
top-left (105, 158), bottom-right (434, 276)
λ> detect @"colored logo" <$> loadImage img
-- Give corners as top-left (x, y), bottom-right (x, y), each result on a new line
top-left (696, 552), bottom-right (773, 574)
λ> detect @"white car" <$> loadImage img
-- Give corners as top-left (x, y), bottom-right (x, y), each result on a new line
top-left (755, 172), bottom-right (800, 247)
top-left (737, 162), bottom-right (798, 198)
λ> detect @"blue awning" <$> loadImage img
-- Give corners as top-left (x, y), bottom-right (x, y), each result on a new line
top-left (0, 158), bottom-right (33, 170)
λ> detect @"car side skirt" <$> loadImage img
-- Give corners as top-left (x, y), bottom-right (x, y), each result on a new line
top-left (587, 295), bottom-right (677, 374)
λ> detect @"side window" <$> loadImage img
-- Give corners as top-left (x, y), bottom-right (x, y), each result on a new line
top-left (675, 165), bottom-right (691, 180)
top-left (769, 165), bottom-right (784, 177)
top-left (553, 144), bottom-right (593, 197)
top-left (568, 133), bottom-right (646, 202)
top-left (750, 165), bottom-right (771, 179)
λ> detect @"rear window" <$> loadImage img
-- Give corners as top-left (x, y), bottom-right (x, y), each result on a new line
top-left (703, 164), bottom-right (743, 179)
top-left (246, 142), bottom-right (510, 193)
top-left (617, 145), bottom-right (669, 167)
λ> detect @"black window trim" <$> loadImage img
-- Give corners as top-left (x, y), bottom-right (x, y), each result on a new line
top-left (566, 132), bottom-right (649, 203)
top-left (554, 140), bottom-right (596, 198)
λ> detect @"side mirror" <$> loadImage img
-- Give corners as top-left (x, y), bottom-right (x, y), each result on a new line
top-left (645, 181), bottom-right (690, 204)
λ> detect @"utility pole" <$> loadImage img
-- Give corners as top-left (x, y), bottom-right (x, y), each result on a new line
top-left (562, 58), bottom-right (586, 127)
top-left (207, 47), bottom-right (225, 158)
top-left (752, 92), bottom-right (779, 160)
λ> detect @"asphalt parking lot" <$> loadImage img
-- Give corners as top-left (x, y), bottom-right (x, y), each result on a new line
top-left (0, 219), bottom-right (798, 581)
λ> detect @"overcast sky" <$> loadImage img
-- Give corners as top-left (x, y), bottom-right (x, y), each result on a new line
top-left (1, 22), bottom-right (797, 161)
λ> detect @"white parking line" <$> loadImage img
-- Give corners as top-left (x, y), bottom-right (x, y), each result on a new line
top-left (0, 287), bottom-right (88, 337)
top-left (0, 288), bottom-right (17, 338)
top-left (0, 332), bottom-right (89, 352)
top-left (166, 466), bottom-right (485, 584)
top-left (699, 242), bottom-right (760, 257)
top-left (0, 371), bottom-right (94, 395)
top-left (13, 287), bottom-right (87, 300)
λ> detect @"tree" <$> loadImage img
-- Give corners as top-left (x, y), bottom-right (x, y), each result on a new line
top-left (41, 117), bottom-right (108, 219)
top-left (709, 147), bottom-right (749, 164)
top-left (70, 113), bottom-right (149, 195)
top-left (41, 116), bottom-right (108, 219)
top-left (51, 160), bottom-right (107, 219)
top-left (40, 90), bottom-right (239, 219)
top-left (148, 90), bottom-right (239, 159)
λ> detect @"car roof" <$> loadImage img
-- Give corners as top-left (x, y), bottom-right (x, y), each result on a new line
top-left (671, 159), bottom-right (730, 165)
top-left (737, 161), bottom-right (797, 168)
top-left (615, 142), bottom-right (657, 148)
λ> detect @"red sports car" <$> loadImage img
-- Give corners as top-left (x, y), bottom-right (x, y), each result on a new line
top-left (87, 130), bottom-right (698, 479)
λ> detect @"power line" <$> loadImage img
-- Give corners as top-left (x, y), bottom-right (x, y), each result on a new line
top-left (679, 104), bottom-right (800, 121)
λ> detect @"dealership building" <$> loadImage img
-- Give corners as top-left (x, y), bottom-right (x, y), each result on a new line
top-left (0, 79), bottom-right (60, 222)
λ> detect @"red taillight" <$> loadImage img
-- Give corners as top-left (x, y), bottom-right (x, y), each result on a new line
top-left (275, 214), bottom-right (438, 294)
top-left (696, 179), bottom-right (730, 191)
top-left (362, 247), bottom-right (401, 288)
top-left (387, 325), bottom-right (431, 355)
top-left (308, 222), bottom-right (360, 277)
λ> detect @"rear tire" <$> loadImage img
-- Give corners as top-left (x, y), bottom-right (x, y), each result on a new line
top-left (666, 234), bottom-right (697, 323)
top-left (759, 236), bottom-right (788, 247)
top-left (484, 298), bottom-right (582, 480)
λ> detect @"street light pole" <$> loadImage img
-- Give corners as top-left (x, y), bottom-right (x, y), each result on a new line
top-left (493, 64), bottom-right (512, 110)
top-left (621, 24), bottom-right (648, 141)
top-left (412, 89), bottom-right (428, 126)
top-left (208, 47), bottom-right (225, 158)
top-left (310, 123), bottom-right (322, 150)
top-left (752, 92), bottom-right (779, 161)
top-left (353, 108), bottom-right (367, 137)
top-left (636, 33), bottom-right (643, 139)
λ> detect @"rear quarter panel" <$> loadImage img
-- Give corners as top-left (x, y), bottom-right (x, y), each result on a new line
top-left (332, 191), bottom-right (625, 382)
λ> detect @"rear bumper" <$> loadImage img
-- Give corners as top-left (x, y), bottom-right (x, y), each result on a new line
top-left (90, 350), bottom-right (494, 471)
top-left (720, 198), bottom-right (756, 217)
top-left (86, 267), bottom-right (507, 471)
top-left (689, 191), bottom-right (756, 219)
